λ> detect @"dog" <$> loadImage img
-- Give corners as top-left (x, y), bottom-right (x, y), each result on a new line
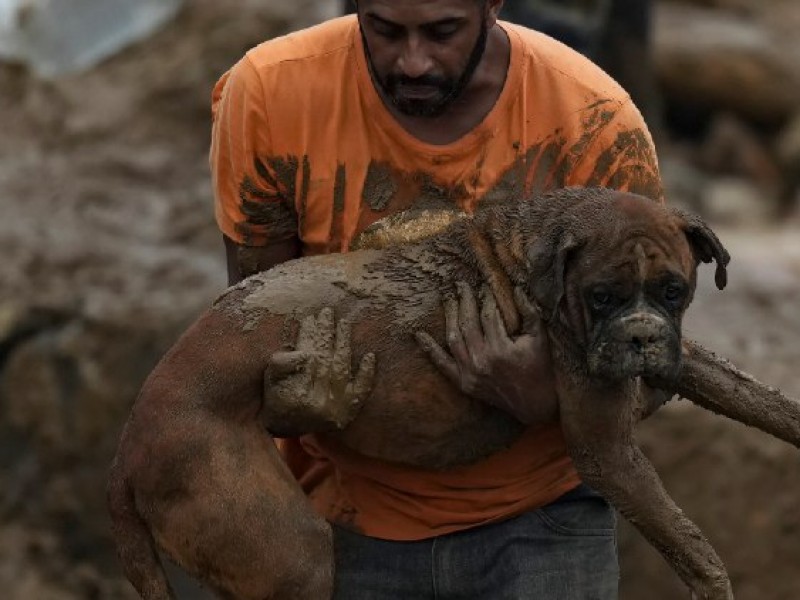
top-left (109, 187), bottom-right (736, 599)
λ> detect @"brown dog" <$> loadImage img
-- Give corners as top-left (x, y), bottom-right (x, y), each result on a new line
top-left (108, 187), bottom-right (733, 599)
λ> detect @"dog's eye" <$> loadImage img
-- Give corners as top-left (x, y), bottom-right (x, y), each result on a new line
top-left (592, 290), bottom-right (612, 308)
top-left (663, 283), bottom-right (684, 303)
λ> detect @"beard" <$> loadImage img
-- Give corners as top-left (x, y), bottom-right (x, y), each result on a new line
top-left (363, 21), bottom-right (489, 118)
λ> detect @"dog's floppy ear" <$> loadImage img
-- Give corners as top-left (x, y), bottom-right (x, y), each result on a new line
top-left (527, 229), bottom-right (581, 321)
top-left (671, 207), bottom-right (731, 290)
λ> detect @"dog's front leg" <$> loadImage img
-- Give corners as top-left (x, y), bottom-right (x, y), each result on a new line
top-left (676, 339), bottom-right (800, 448)
top-left (557, 376), bottom-right (734, 600)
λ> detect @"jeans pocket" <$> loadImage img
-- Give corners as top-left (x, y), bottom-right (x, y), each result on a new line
top-left (535, 487), bottom-right (617, 536)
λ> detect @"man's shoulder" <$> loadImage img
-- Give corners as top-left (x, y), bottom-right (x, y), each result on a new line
top-left (244, 16), bottom-right (356, 73)
top-left (504, 21), bottom-right (630, 103)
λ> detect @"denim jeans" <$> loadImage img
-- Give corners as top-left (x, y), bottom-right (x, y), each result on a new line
top-left (332, 484), bottom-right (618, 600)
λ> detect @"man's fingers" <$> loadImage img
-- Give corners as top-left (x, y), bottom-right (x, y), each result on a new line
top-left (314, 306), bottom-right (336, 354)
top-left (350, 352), bottom-right (377, 404)
top-left (479, 285), bottom-right (509, 347)
top-left (444, 295), bottom-right (471, 366)
top-left (514, 287), bottom-right (543, 331)
top-left (294, 308), bottom-right (336, 387)
top-left (266, 351), bottom-right (311, 381)
top-left (295, 314), bottom-right (318, 351)
top-left (415, 331), bottom-right (461, 386)
top-left (455, 282), bottom-right (484, 352)
top-left (295, 307), bottom-right (335, 352)
top-left (331, 318), bottom-right (353, 388)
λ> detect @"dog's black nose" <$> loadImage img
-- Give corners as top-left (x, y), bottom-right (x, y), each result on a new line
top-left (621, 314), bottom-right (665, 351)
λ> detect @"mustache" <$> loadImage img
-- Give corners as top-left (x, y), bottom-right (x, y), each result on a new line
top-left (384, 73), bottom-right (449, 89)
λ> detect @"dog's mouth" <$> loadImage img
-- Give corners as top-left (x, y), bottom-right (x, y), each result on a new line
top-left (587, 313), bottom-right (682, 383)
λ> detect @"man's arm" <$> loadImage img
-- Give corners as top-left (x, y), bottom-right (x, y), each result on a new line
top-left (223, 236), bottom-right (375, 436)
top-left (211, 57), bottom-right (374, 432)
top-left (224, 234), bottom-right (301, 286)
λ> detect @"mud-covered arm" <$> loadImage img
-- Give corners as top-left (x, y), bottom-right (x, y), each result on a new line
top-left (416, 283), bottom-right (559, 426)
top-left (211, 59), bottom-right (374, 432)
top-left (211, 56), bottom-right (302, 284)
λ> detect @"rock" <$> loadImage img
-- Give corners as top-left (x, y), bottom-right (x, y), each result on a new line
top-left (0, 313), bottom-right (177, 560)
top-left (776, 112), bottom-right (800, 172)
top-left (244, 0), bottom-right (338, 28)
top-left (659, 152), bottom-right (710, 214)
top-left (0, 523), bottom-right (138, 599)
top-left (655, 3), bottom-right (800, 124)
top-left (699, 113), bottom-right (782, 187)
top-left (702, 176), bottom-right (778, 225)
top-left (775, 111), bottom-right (800, 210)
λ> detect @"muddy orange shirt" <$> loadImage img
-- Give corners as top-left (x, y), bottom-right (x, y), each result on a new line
top-left (210, 16), bottom-right (663, 541)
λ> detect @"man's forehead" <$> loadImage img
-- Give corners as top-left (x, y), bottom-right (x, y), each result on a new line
top-left (359, 0), bottom-right (481, 23)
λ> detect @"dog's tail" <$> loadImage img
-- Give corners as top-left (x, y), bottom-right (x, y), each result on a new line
top-left (107, 463), bottom-right (175, 600)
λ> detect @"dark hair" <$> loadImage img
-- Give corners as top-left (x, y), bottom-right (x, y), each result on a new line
top-left (350, 0), bottom-right (489, 8)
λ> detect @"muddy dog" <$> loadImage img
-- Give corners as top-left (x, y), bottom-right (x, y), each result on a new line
top-left (108, 187), bottom-right (798, 599)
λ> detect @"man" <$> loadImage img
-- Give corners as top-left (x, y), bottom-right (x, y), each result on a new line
top-left (210, 0), bottom-right (662, 597)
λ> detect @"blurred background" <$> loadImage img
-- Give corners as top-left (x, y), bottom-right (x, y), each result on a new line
top-left (0, 0), bottom-right (798, 598)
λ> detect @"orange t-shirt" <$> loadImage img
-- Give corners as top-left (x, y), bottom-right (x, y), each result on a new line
top-left (210, 16), bottom-right (663, 541)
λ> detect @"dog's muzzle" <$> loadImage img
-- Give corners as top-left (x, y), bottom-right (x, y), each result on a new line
top-left (587, 312), bottom-right (682, 383)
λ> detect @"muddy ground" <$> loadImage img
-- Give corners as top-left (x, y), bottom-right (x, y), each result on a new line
top-left (0, 1), bottom-right (798, 598)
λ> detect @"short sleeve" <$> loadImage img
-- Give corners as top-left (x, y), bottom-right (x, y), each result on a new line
top-left (569, 99), bottom-right (665, 204)
top-left (210, 56), bottom-right (299, 246)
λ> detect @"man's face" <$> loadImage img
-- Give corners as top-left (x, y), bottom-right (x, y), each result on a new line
top-left (357, 0), bottom-right (492, 117)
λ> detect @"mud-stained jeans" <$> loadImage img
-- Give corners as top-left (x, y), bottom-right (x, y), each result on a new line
top-left (332, 484), bottom-right (618, 600)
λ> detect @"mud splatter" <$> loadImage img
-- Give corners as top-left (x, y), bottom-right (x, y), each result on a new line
top-left (299, 155), bottom-right (311, 233)
top-left (551, 104), bottom-right (617, 187)
top-left (333, 164), bottom-right (346, 214)
top-left (235, 175), bottom-right (297, 244)
top-left (350, 208), bottom-right (466, 251)
top-left (482, 158), bottom-right (526, 203)
top-left (264, 156), bottom-right (299, 200)
top-left (527, 134), bottom-right (569, 193)
top-left (254, 156), bottom-right (278, 189)
top-left (586, 129), bottom-right (663, 201)
top-left (416, 172), bottom-right (470, 206)
top-left (482, 101), bottom-right (659, 205)
top-left (329, 164), bottom-right (347, 252)
top-left (362, 161), bottom-right (397, 212)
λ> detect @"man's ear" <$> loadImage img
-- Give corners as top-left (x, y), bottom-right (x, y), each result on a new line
top-left (527, 230), bottom-right (581, 321)
top-left (670, 207), bottom-right (731, 290)
top-left (486, 0), bottom-right (504, 22)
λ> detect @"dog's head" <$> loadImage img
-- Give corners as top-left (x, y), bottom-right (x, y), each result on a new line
top-left (526, 190), bottom-right (729, 384)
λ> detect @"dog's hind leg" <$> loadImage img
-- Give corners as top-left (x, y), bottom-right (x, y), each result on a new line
top-left (107, 457), bottom-right (176, 600)
top-left (134, 417), bottom-right (333, 600)
top-left (557, 377), bottom-right (734, 600)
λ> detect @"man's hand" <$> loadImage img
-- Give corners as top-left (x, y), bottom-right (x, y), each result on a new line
top-left (415, 282), bottom-right (558, 425)
top-left (262, 307), bottom-right (376, 435)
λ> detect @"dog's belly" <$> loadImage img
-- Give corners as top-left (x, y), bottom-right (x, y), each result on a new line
top-left (334, 398), bottom-right (524, 470)
top-left (330, 346), bottom-right (525, 470)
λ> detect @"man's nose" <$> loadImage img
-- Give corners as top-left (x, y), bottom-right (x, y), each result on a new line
top-left (397, 37), bottom-right (434, 79)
